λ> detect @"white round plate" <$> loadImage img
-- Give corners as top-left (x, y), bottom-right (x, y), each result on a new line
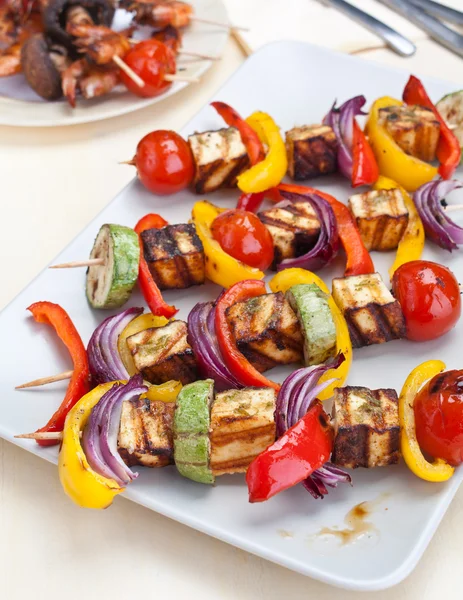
top-left (0, 0), bottom-right (229, 127)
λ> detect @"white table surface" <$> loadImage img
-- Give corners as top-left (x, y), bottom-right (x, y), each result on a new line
top-left (1, 33), bottom-right (463, 599)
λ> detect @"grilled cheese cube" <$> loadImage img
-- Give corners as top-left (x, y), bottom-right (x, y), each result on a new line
top-left (332, 386), bottom-right (400, 468)
top-left (127, 321), bottom-right (197, 385)
top-left (348, 189), bottom-right (409, 251)
top-left (141, 224), bottom-right (205, 290)
top-left (226, 292), bottom-right (303, 372)
top-left (118, 398), bottom-right (175, 468)
top-left (210, 387), bottom-right (276, 475)
top-left (258, 201), bottom-right (320, 268)
top-left (188, 127), bottom-right (250, 194)
top-left (332, 273), bottom-right (406, 348)
top-left (286, 124), bottom-right (337, 180)
top-left (378, 104), bottom-right (440, 162)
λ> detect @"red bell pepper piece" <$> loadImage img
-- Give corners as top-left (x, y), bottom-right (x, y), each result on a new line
top-left (403, 75), bottom-right (461, 180)
top-left (352, 120), bottom-right (379, 187)
top-left (28, 302), bottom-right (90, 447)
top-left (134, 214), bottom-right (178, 319)
top-left (236, 192), bottom-right (265, 212)
top-left (211, 101), bottom-right (265, 165)
top-left (246, 401), bottom-right (333, 502)
top-left (215, 280), bottom-right (280, 391)
top-left (278, 183), bottom-right (374, 277)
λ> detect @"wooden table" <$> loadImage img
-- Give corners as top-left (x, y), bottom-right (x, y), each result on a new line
top-left (1, 35), bottom-right (462, 600)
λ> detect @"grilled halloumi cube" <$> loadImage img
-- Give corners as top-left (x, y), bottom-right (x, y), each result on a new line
top-left (258, 201), bottom-right (320, 268)
top-left (332, 386), bottom-right (400, 468)
top-left (126, 321), bottom-right (197, 385)
top-left (188, 127), bottom-right (250, 194)
top-left (141, 223), bottom-right (205, 290)
top-left (118, 397), bottom-right (175, 468)
top-left (210, 387), bottom-right (276, 475)
top-left (378, 104), bottom-right (440, 162)
top-left (225, 292), bottom-right (303, 372)
top-left (286, 124), bottom-right (337, 180)
top-left (332, 273), bottom-right (406, 348)
top-left (348, 188), bottom-right (409, 251)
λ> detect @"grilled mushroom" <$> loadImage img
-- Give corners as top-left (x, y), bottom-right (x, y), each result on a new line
top-left (43, 0), bottom-right (115, 49)
top-left (21, 33), bottom-right (67, 100)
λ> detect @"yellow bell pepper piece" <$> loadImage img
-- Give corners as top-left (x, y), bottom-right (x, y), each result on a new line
top-left (399, 360), bottom-right (454, 482)
top-left (269, 268), bottom-right (352, 400)
top-left (118, 312), bottom-right (169, 375)
top-left (237, 111), bottom-right (287, 193)
top-left (191, 200), bottom-right (265, 288)
top-left (59, 382), bottom-right (125, 509)
top-left (373, 175), bottom-right (425, 278)
top-left (366, 96), bottom-right (438, 192)
top-left (143, 380), bottom-right (182, 403)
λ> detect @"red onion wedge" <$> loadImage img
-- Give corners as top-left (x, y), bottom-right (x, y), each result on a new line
top-left (276, 353), bottom-right (352, 499)
top-left (323, 95), bottom-right (367, 181)
top-left (87, 307), bottom-right (143, 385)
top-left (188, 301), bottom-right (241, 391)
top-left (82, 375), bottom-right (148, 487)
top-left (277, 191), bottom-right (339, 272)
top-left (414, 179), bottom-right (463, 251)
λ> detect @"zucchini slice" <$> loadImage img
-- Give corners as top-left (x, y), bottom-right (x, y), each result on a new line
top-left (173, 379), bottom-right (215, 484)
top-left (436, 90), bottom-right (463, 163)
top-left (286, 283), bottom-right (336, 366)
top-left (86, 224), bottom-right (140, 309)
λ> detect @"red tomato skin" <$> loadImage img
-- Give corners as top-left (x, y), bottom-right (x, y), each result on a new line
top-left (392, 260), bottom-right (461, 342)
top-left (414, 370), bottom-right (463, 466)
top-left (120, 40), bottom-right (176, 98)
top-left (134, 130), bottom-right (194, 195)
top-left (211, 209), bottom-right (274, 270)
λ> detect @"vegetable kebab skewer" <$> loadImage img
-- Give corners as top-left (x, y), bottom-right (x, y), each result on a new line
top-left (122, 0), bottom-right (248, 32)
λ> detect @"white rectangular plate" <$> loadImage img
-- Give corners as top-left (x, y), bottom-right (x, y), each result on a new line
top-left (1, 41), bottom-right (462, 591)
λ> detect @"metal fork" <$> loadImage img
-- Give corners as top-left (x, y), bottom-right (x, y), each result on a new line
top-left (319, 0), bottom-right (417, 56)
top-left (407, 0), bottom-right (463, 27)
top-left (376, 0), bottom-right (463, 57)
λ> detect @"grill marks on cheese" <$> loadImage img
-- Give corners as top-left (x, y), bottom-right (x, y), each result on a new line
top-left (127, 321), bottom-right (198, 385)
top-left (378, 104), bottom-right (440, 162)
top-left (332, 386), bottom-right (400, 468)
top-left (118, 398), bottom-right (175, 468)
top-left (332, 273), bottom-right (406, 348)
top-left (285, 124), bottom-right (338, 181)
top-left (188, 127), bottom-right (250, 194)
top-left (225, 292), bottom-right (304, 372)
top-left (258, 202), bottom-right (321, 268)
top-left (141, 223), bottom-right (205, 290)
top-left (348, 189), bottom-right (409, 251)
top-left (210, 387), bottom-right (276, 476)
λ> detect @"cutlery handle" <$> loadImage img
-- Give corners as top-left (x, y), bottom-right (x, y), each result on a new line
top-left (325, 0), bottom-right (416, 56)
top-left (408, 0), bottom-right (463, 27)
top-left (377, 0), bottom-right (463, 57)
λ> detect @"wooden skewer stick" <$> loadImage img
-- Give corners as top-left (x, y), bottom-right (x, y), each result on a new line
top-left (15, 370), bottom-right (74, 390)
top-left (128, 40), bottom-right (219, 61)
top-left (50, 258), bottom-right (104, 269)
top-left (15, 432), bottom-right (64, 440)
top-left (164, 73), bottom-right (200, 83)
top-left (190, 17), bottom-right (249, 32)
top-left (113, 55), bottom-right (145, 88)
top-left (444, 204), bottom-right (463, 213)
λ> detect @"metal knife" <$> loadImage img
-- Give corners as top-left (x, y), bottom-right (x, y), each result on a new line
top-left (321, 0), bottom-right (416, 56)
top-left (376, 0), bottom-right (463, 57)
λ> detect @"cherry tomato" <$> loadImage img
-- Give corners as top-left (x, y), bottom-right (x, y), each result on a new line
top-left (120, 40), bottom-right (176, 98)
top-left (392, 260), bottom-right (461, 342)
top-left (414, 370), bottom-right (463, 465)
top-left (133, 130), bottom-right (194, 195)
top-left (211, 209), bottom-right (274, 270)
